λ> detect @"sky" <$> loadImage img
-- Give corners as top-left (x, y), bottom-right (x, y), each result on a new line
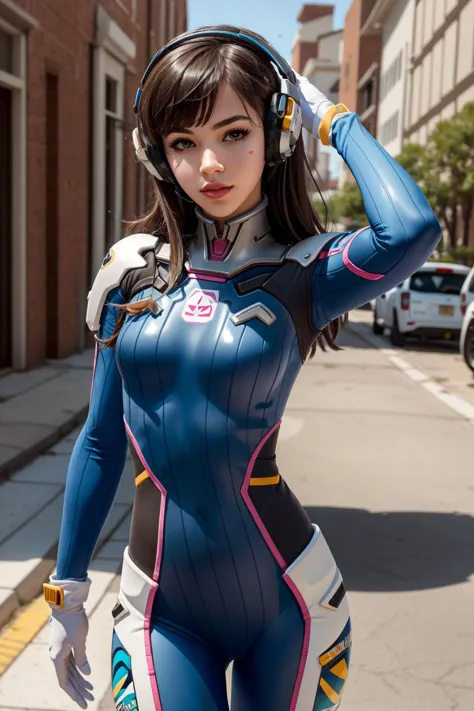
top-left (187, 0), bottom-right (353, 62)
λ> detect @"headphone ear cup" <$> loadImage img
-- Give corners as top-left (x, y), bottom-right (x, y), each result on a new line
top-left (264, 93), bottom-right (284, 167)
top-left (132, 128), bottom-right (176, 184)
top-left (144, 138), bottom-right (177, 185)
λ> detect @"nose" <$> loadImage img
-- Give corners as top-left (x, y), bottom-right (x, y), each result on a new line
top-left (199, 148), bottom-right (224, 175)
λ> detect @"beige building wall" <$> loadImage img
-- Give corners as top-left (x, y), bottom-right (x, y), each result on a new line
top-left (405, 0), bottom-right (474, 247)
top-left (406, 0), bottom-right (474, 146)
top-left (303, 29), bottom-right (342, 181)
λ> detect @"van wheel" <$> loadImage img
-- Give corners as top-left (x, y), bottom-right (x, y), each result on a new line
top-left (390, 311), bottom-right (406, 347)
top-left (463, 322), bottom-right (474, 373)
top-left (372, 309), bottom-right (384, 335)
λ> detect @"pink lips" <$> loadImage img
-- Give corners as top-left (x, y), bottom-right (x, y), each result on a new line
top-left (201, 183), bottom-right (233, 200)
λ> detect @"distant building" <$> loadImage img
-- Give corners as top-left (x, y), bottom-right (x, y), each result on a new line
top-left (362, 0), bottom-right (474, 246)
top-left (0, 0), bottom-right (187, 371)
top-left (361, 0), bottom-right (415, 158)
top-left (291, 3), bottom-right (335, 73)
top-left (338, 0), bottom-right (382, 186)
top-left (292, 4), bottom-right (342, 184)
top-left (303, 28), bottom-right (343, 179)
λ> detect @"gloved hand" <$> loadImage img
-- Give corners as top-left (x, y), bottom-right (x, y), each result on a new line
top-left (293, 70), bottom-right (348, 144)
top-left (45, 575), bottom-right (94, 709)
top-left (293, 70), bottom-right (334, 137)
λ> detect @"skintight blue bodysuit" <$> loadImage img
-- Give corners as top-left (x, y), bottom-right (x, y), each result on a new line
top-left (56, 113), bottom-right (440, 711)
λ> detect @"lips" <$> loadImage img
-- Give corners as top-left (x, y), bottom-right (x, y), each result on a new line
top-left (201, 182), bottom-right (231, 192)
top-left (200, 183), bottom-right (233, 200)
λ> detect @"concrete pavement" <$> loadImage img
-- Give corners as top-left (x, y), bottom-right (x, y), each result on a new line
top-left (0, 349), bottom-right (97, 631)
top-left (1, 314), bottom-right (473, 710)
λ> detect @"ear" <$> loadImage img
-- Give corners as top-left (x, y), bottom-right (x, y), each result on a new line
top-left (132, 128), bottom-right (164, 181)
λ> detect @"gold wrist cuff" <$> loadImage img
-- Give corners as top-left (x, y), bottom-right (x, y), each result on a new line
top-left (318, 103), bottom-right (349, 146)
top-left (43, 583), bottom-right (64, 608)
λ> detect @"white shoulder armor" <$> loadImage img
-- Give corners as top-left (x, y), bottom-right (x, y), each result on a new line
top-left (86, 233), bottom-right (158, 332)
top-left (285, 232), bottom-right (339, 267)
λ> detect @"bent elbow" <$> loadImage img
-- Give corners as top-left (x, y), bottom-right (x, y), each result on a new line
top-left (409, 212), bottom-right (442, 264)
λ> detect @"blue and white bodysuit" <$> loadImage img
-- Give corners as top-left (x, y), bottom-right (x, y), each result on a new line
top-left (56, 113), bottom-right (441, 711)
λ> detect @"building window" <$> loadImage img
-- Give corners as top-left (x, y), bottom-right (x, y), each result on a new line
top-left (92, 48), bottom-right (126, 270)
top-left (91, 5), bottom-right (136, 273)
top-left (380, 109), bottom-right (400, 145)
top-left (0, 17), bottom-right (27, 369)
top-left (363, 79), bottom-right (374, 111)
top-left (0, 27), bottom-right (13, 73)
top-left (104, 75), bottom-right (120, 249)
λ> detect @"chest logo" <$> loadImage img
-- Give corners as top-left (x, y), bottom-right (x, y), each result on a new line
top-left (182, 288), bottom-right (219, 324)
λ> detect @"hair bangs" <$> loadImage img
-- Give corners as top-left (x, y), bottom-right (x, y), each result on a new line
top-left (144, 45), bottom-right (229, 137)
top-left (140, 38), bottom-right (275, 142)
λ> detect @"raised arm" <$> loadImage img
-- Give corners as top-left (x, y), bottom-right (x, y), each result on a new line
top-left (311, 113), bottom-right (441, 329)
top-left (294, 72), bottom-right (441, 330)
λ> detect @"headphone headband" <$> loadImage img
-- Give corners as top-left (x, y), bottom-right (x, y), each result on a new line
top-left (134, 29), bottom-right (297, 114)
top-left (133, 28), bottom-right (303, 181)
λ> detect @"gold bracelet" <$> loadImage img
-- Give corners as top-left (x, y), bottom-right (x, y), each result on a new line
top-left (318, 103), bottom-right (349, 146)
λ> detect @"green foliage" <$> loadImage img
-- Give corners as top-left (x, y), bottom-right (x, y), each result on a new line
top-left (431, 247), bottom-right (474, 267)
top-left (396, 102), bottom-right (474, 253)
top-left (312, 184), bottom-right (367, 231)
top-left (331, 184), bottom-right (367, 230)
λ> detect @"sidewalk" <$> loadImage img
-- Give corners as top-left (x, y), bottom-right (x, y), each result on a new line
top-left (0, 348), bottom-right (133, 633)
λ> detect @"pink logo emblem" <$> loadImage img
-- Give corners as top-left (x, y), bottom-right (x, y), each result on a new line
top-left (182, 289), bottom-right (219, 324)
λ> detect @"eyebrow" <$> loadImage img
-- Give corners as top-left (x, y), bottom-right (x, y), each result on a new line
top-left (167, 115), bottom-right (251, 135)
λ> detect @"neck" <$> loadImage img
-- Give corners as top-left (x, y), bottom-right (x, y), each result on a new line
top-left (186, 193), bottom-right (287, 276)
top-left (195, 195), bottom-right (271, 261)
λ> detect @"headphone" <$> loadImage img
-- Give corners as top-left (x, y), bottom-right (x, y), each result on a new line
top-left (132, 29), bottom-right (303, 185)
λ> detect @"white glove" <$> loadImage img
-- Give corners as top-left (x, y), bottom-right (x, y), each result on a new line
top-left (45, 575), bottom-right (94, 709)
top-left (293, 70), bottom-right (334, 138)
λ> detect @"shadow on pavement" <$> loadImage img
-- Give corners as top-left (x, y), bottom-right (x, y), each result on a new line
top-left (344, 321), bottom-right (462, 355)
top-left (335, 326), bottom-right (373, 349)
top-left (305, 505), bottom-right (474, 593)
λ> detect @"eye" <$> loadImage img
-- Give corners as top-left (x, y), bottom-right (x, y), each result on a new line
top-left (168, 138), bottom-right (194, 152)
top-left (224, 128), bottom-right (250, 142)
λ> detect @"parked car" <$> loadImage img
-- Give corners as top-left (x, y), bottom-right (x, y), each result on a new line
top-left (460, 300), bottom-right (474, 373)
top-left (460, 264), bottom-right (474, 318)
top-left (372, 262), bottom-right (470, 347)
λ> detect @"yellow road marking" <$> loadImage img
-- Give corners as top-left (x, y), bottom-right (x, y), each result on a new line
top-left (0, 596), bottom-right (50, 676)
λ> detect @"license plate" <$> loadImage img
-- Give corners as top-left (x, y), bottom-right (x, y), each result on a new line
top-left (439, 305), bottom-right (454, 316)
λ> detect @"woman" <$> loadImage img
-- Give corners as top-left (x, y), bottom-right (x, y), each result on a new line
top-left (44, 26), bottom-right (440, 711)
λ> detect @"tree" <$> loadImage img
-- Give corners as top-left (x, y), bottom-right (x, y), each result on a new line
top-left (397, 102), bottom-right (474, 250)
top-left (327, 183), bottom-right (367, 230)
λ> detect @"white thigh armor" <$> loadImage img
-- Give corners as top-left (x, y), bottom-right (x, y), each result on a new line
top-left (283, 524), bottom-right (351, 711)
top-left (111, 548), bottom-right (160, 711)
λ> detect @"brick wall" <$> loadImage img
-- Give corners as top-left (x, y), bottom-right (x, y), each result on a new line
top-left (339, 0), bottom-right (361, 112)
top-left (9, 0), bottom-right (186, 367)
top-left (292, 40), bottom-right (319, 74)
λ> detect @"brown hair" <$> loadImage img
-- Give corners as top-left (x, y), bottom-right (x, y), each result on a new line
top-left (101, 26), bottom-right (347, 354)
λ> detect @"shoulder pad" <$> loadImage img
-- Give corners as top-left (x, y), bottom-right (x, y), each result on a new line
top-left (86, 233), bottom-right (158, 331)
top-left (155, 241), bottom-right (171, 263)
top-left (285, 232), bottom-right (340, 267)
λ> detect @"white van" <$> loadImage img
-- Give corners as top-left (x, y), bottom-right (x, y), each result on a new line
top-left (460, 264), bottom-right (474, 318)
top-left (460, 300), bottom-right (474, 373)
top-left (373, 262), bottom-right (470, 347)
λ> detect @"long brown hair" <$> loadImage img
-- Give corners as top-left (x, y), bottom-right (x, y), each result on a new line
top-left (102, 26), bottom-right (347, 354)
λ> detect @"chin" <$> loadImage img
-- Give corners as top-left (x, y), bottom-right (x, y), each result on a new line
top-left (196, 196), bottom-right (244, 218)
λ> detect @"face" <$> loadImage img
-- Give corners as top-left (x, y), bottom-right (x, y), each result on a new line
top-left (164, 82), bottom-right (266, 227)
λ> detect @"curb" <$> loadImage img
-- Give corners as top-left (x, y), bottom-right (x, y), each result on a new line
top-left (0, 506), bottom-right (132, 631)
top-left (0, 406), bottom-right (89, 483)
